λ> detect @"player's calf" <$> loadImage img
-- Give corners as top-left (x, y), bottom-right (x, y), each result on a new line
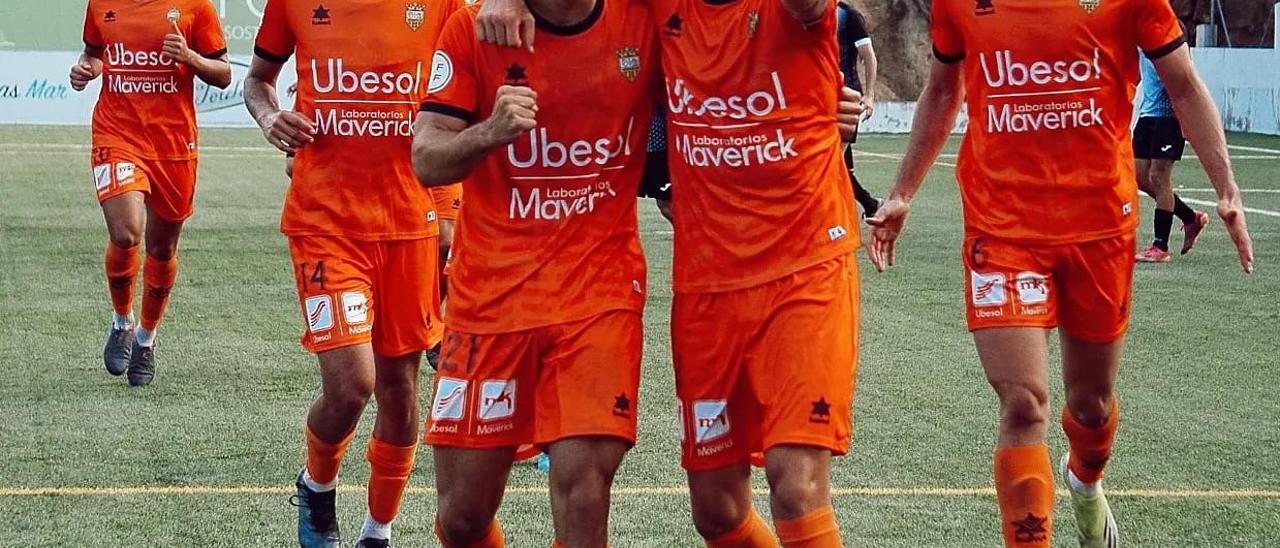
top-left (433, 446), bottom-right (514, 547)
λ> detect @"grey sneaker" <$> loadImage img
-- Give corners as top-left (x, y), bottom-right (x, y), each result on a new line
top-left (104, 326), bottom-right (134, 376)
top-left (126, 341), bottom-right (155, 386)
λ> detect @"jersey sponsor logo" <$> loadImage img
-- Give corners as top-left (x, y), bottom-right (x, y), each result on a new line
top-left (979, 49), bottom-right (1102, 89)
top-left (405, 3), bottom-right (425, 30)
top-left (674, 130), bottom-right (798, 168)
top-left (304, 294), bottom-right (334, 332)
top-left (105, 44), bottom-right (180, 95)
top-left (340, 291), bottom-right (368, 324)
top-left (692, 400), bottom-right (731, 444)
top-left (312, 59), bottom-right (423, 95)
top-left (970, 271), bottom-right (1007, 307)
top-left (507, 123), bottom-right (633, 170)
top-left (431, 377), bottom-right (468, 420)
top-left (616, 47), bottom-right (641, 82)
top-left (428, 51), bottom-right (453, 93)
top-left (478, 379), bottom-right (517, 421)
top-left (509, 183), bottom-right (619, 221)
top-left (667, 72), bottom-right (789, 121)
top-left (106, 44), bottom-right (176, 68)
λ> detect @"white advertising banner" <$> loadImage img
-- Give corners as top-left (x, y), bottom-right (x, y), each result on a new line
top-left (0, 50), bottom-right (297, 128)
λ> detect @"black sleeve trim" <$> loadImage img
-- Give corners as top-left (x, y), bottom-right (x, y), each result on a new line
top-left (1143, 34), bottom-right (1186, 60)
top-left (419, 102), bottom-right (474, 124)
top-left (201, 48), bottom-right (228, 60)
top-left (253, 46), bottom-right (292, 64)
top-left (933, 45), bottom-right (964, 64)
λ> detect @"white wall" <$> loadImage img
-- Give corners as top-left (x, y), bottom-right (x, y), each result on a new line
top-left (1193, 47), bottom-right (1280, 136)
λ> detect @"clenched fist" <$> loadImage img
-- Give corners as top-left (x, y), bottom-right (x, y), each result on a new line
top-left (69, 57), bottom-right (103, 91)
top-left (482, 85), bottom-right (538, 146)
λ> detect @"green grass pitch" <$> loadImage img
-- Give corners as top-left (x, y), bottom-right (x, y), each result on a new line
top-left (0, 125), bottom-right (1277, 546)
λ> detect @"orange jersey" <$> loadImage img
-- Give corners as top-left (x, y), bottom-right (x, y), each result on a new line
top-left (422, 1), bottom-right (657, 333)
top-left (82, 0), bottom-right (227, 160)
top-left (931, 0), bottom-right (1184, 244)
top-left (255, 0), bottom-right (438, 240)
top-left (651, 0), bottom-right (857, 293)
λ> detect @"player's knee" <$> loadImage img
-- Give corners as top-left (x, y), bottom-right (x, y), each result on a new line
top-left (692, 503), bottom-right (750, 540)
top-left (1065, 390), bottom-right (1114, 428)
top-left (766, 469), bottom-right (826, 519)
top-left (436, 508), bottom-right (497, 545)
top-left (550, 467), bottom-right (609, 517)
top-left (995, 382), bottom-right (1050, 433)
top-left (108, 229), bottom-right (142, 250)
top-left (324, 380), bottom-right (374, 417)
top-left (145, 242), bottom-right (178, 262)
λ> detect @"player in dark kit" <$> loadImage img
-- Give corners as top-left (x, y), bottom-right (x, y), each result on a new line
top-left (836, 0), bottom-right (881, 218)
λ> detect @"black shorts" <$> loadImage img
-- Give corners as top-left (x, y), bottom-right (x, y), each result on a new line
top-left (638, 149), bottom-right (671, 200)
top-left (1133, 116), bottom-right (1185, 161)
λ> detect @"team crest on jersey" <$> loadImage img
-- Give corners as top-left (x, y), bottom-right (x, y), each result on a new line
top-left (747, 10), bottom-right (759, 38)
top-left (405, 3), bottom-right (425, 30)
top-left (166, 7), bottom-right (181, 23)
top-left (1079, 0), bottom-right (1100, 14)
top-left (616, 47), bottom-right (640, 82)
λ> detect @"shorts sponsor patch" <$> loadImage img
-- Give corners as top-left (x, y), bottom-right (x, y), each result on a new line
top-left (341, 291), bottom-right (368, 325)
top-left (432, 377), bottom-right (468, 421)
top-left (827, 225), bottom-right (848, 241)
top-left (114, 162), bottom-right (136, 185)
top-left (93, 164), bottom-right (112, 191)
top-left (692, 400), bottom-right (731, 444)
top-left (970, 271), bottom-right (1007, 307)
top-left (478, 379), bottom-right (517, 422)
top-left (304, 295), bottom-right (334, 333)
top-left (1015, 271), bottom-right (1049, 305)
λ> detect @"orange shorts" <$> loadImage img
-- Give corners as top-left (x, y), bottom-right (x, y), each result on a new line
top-left (671, 254), bottom-right (859, 472)
top-left (288, 236), bottom-right (443, 356)
top-left (429, 184), bottom-right (463, 221)
top-left (963, 233), bottom-right (1135, 343)
top-left (423, 310), bottom-right (642, 449)
top-left (92, 147), bottom-right (198, 222)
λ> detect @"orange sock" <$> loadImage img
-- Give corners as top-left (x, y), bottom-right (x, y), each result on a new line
top-left (140, 254), bottom-right (178, 332)
top-left (105, 243), bottom-right (139, 318)
top-left (774, 506), bottom-right (841, 548)
top-left (994, 444), bottom-right (1054, 547)
top-left (435, 517), bottom-right (504, 548)
top-left (305, 424), bottom-right (354, 486)
top-left (366, 437), bottom-right (417, 524)
top-left (707, 509), bottom-right (777, 547)
top-left (1062, 400), bottom-right (1118, 484)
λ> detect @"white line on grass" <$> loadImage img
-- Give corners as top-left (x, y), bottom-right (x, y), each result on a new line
top-left (1175, 188), bottom-right (1280, 194)
top-left (2, 484), bottom-right (1278, 499)
top-left (1179, 197), bottom-right (1280, 218)
top-left (1228, 144), bottom-right (1280, 155)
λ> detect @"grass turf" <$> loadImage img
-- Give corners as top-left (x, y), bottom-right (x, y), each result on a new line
top-left (0, 125), bottom-right (1277, 546)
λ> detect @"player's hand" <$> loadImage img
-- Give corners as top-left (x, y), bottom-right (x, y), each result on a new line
top-left (261, 110), bottom-right (316, 153)
top-left (837, 87), bottom-right (863, 142)
top-left (476, 0), bottom-right (536, 52)
top-left (861, 95), bottom-right (876, 122)
top-left (865, 197), bottom-right (910, 273)
top-left (1217, 193), bottom-right (1254, 273)
top-left (482, 85), bottom-right (538, 146)
top-left (69, 58), bottom-right (102, 91)
top-left (162, 21), bottom-right (196, 65)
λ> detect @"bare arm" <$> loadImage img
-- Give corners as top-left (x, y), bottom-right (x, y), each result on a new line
top-left (244, 56), bottom-right (315, 153)
top-left (886, 59), bottom-right (963, 204)
top-left (413, 85), bottom-right (539, 186)
top-left (412, 113), bottom-right (501, 186)
top-left (1153, 45), bottom-right (1253, 272)
top-left (69, 49), bottom-right (104, 91)
top-left (857, 42), bottom-right (877, 118)
top-left (865, 59), bottom-right (964, 271)
top-left (163, 22), bottom-right (231, 89)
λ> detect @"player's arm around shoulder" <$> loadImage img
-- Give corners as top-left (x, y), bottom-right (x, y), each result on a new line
top-left (1152, 45), bottom-right (1254, 273)
top-left (413, 85), bottom-right (538, 186)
